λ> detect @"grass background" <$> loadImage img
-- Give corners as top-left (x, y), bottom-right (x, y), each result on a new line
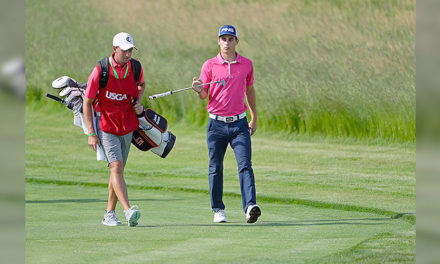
top-left (25, 0), bottom-right (415, 263)
top-left (26, 0), bottom-right (415, 142)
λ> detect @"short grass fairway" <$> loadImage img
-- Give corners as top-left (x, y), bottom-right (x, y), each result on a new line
top-left (26, 184), bottom-right (413, 264)
top-left (26, 108), bottom-right (415, 263)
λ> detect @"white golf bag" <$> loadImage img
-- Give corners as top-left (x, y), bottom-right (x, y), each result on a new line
top-left (132, 108), bottom-right (176, 158)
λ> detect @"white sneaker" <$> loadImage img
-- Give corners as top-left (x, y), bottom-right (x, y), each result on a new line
top-left (246, 204), bottom-right (261, 223)
top-left (125, 206), bottom-right (141, 227)
top-left (213, 209), bottom-right (227, 223)
top-left (102, 210), bottom-right (122, 226)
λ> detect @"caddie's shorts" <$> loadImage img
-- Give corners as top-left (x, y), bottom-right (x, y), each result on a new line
top-left (96, 116), bottom-right (132, 165)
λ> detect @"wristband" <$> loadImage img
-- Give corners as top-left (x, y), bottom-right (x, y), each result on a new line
top-left (88, 133), bottom-right (96, 137)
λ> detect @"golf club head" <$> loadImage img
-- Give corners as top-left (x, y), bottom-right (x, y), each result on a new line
top-left (52, 76), bottom-right (71, 89)
top-left (59, 87), bottom-right (80, 97)
top-left (52, 76), bottom-right (85, 89)
top-left (64, 90), bottom-right (83, 103)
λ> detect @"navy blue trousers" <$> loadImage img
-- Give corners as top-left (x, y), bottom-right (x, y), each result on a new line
top-left (207, 117), bottom-right (257, 212)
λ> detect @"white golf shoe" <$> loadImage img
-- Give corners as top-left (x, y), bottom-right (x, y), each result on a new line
top-left (102, 210), bottom-right (122, 226)
top-left (125, 206), bottom-right (141, 227)
top-left (246, 204), bottom-right (261, 223)
top-left (213, 209), bottom-right (227, 223)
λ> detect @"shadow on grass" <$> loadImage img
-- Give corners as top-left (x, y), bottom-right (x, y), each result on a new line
top-left (136, 217), bottom-right (392, 228)
top-left (25, 198), bottom-right (184, 203)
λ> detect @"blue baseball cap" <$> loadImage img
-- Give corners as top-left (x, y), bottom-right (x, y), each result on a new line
top-left (218, 25), bottom-right (238, 38)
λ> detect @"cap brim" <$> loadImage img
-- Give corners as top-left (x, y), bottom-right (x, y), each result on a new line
top-left (119, 44), bottom-right (137, 51)
top-left (218, 33), bottom-right (237, 38)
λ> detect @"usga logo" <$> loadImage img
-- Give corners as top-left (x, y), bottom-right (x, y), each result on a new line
top-left (106, 91), bottom-right (127, 101)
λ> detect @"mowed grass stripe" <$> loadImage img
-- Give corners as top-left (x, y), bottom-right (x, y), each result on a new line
top-left (26, 177), bottom-right (415, 224)
top-left (306, 231), bottom-right (415, 263)
top-left (26, 162), bottom-right (414, 199)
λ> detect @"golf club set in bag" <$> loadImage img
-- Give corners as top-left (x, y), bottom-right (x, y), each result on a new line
top-left (47, 76), bottom-right (176, 159)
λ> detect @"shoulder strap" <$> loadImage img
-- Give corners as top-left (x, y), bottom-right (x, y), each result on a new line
top-left (130, 58), bottom-right (141, 86)
top-left (98, 57), bottom-right (140, 88)
top-left (98, 57), bottom-right (109, 89)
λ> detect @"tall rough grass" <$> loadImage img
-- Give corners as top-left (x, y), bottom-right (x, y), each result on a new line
top-left (26, 0), bottom-right (415, 142)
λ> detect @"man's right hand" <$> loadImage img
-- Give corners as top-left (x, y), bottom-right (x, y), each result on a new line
top-left (192, 77), bottom-right (203, 93)
top-left (88, 134), bottom-right (101, 152)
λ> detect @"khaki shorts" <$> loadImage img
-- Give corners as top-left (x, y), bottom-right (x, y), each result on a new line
top-left (96, 116), bottom-right (132, 165)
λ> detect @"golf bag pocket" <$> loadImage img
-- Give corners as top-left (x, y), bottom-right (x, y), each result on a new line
top-left (145, 108), bottom-right (167, 133)
top-left (132, 128), bottom-right (159, 151)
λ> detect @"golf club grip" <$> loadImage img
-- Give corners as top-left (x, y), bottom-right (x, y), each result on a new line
top-left (149, 91), bottom-right (172, 100)
top-left (46, 93), bottom-right (64, 103)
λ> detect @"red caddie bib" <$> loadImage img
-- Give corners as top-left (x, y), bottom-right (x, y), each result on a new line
top-left (97, 61), bottom-right (139, 136)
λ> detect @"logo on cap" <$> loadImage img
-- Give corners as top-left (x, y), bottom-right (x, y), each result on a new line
top-left (221, 28), bottom-right (234, 33)
top-left (219, 25), bottom-right (237, 37)
top-left (126, 36), bottom-right (130, 42)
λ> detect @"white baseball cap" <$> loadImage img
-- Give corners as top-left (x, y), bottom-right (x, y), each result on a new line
top-left (112, 32), bottom-right (137, 51)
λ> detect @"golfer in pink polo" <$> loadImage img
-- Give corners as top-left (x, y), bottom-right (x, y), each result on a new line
top-left (192, 25), bottom-right (261, 224)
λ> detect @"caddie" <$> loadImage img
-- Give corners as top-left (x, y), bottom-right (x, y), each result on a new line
top-left (83, 32), bottom-right (144, 227)
top-left (191, 25), bottom-right (261, 223)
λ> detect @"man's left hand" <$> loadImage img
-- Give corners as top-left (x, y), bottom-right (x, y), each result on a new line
top-left (249, 120), bottom-right (257, 136)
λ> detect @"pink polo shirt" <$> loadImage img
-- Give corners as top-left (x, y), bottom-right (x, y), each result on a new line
top-left (199, 52), bottom-right (254, 116)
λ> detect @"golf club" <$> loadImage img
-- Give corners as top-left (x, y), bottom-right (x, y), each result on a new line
top-left (149, 79), bottom-right (226, 100)
top-left (46, 93), bottom-right (67, 104)
top-left (46, 92), bottom-right (83, 114)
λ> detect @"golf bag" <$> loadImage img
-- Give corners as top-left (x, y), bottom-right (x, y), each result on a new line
top-left (132, 108), bottom-right (176, 158)
top-left (48, 75), bottom-right (176, 158)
